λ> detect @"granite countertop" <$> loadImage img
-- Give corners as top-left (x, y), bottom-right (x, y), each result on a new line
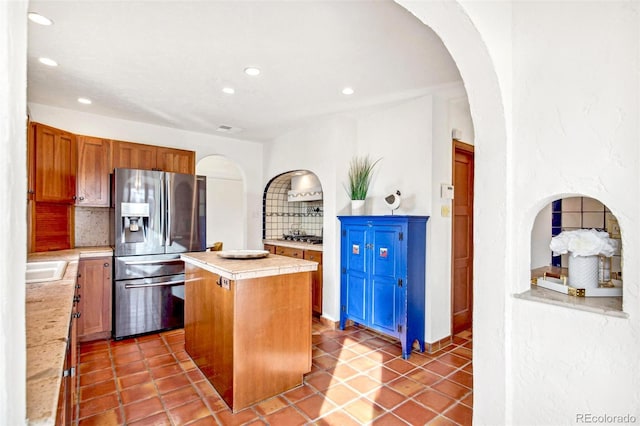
top-left (26, 247), bottom-right (112, 425)
top-left (182, 251), bottom-right (318, 281)
top-left (263, 239), bottom-right (323, 252)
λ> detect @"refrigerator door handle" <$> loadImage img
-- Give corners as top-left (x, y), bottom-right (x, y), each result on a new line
top-left (165, 174), bottom-right (172, 247)
top-left (124, 279), bottom-right (184, 289)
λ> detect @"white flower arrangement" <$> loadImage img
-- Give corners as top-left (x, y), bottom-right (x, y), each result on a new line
top-left (549, 228), bottom-right (618, 258)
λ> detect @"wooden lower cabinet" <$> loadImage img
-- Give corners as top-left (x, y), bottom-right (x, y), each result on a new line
top-left (76, 257), bottom-right (112, 341)
top-left (265, 244), bottom-right (323, 315)
top-left (274, 246), bottom-right (303, 258)
top-left (185, 264), bottom-right (311, 412)
top-left (304, 250), bottom-right (323, 315)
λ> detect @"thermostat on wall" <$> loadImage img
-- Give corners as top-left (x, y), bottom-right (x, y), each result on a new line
top-left (441, 183), bottom-right (454, 199)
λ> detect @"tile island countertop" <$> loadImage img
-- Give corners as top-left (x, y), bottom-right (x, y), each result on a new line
top-left (181, 251), bottom-right (318, 281)
top-left (26, 247), bottom-right (112, 425)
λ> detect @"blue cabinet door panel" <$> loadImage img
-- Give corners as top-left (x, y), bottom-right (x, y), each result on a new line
top-left (370, 276), bottom-right (396, 333)
top-left (345, 272), bottom-right (367, 323)
top-left (371, 227), bottom-right (400, 278)
top-left (344, 226), bottom-right (367, 275)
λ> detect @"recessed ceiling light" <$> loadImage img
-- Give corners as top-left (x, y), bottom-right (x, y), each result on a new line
top-left (77, 97), bottom-right (92, 105)
top-left (222, 87), bottom-right (235, 95)
top-left (244, 67), bottom-right (261, 76)
top-left (28, 12), bottom-right (53, 26)
top-left (342, 87), bottom-right (355, 95)
top-left (38, 57), bottom-right (58, 67)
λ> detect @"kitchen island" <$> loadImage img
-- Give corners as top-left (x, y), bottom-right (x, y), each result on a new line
top-left (180, 251), bottom-right (318, 412)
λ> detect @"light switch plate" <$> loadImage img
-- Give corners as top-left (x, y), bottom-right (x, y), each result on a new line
top-left (441, 183), bottom-right (454, 199)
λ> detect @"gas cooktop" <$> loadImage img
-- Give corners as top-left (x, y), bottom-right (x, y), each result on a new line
top-left (281, 234), bottom-right (323, 244)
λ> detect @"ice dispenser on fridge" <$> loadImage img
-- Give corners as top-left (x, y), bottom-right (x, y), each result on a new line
top-left (120, 202), bottom-right (150, 243)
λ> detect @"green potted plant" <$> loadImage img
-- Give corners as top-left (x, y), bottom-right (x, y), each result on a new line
top-left (346, 155), bottom-right (381, 215)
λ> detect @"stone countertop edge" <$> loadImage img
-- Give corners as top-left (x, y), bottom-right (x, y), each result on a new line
top-left (263, 239), bottom-right (323, 251)
top-left (514, 287), bottom-right (628, 319)
top-left (25, 246), bottom-right (112, 425)
top-left (181, 251), bottom-right (318, 281)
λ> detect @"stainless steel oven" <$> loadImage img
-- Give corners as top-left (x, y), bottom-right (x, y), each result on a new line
top-left (113, 254), bottom-right (185, 339)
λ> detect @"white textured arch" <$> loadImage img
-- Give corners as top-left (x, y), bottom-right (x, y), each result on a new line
top-left (397, 2), bottom-right (510, 424)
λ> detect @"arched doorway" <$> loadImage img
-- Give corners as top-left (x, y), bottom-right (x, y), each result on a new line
top-left (397, 2), bottom-right (508, 423)
top-left (196, 155), bottom-right (245, 250)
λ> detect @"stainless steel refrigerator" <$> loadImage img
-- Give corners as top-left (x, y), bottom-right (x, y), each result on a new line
top-left (111, 168), bottom-right (206, 339)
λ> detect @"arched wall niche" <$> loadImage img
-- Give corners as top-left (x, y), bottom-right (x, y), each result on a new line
top-left (196, 155), bottom-right (246, 250)
top-left (529, 193), bottom-right (624, 312)
top-left (262, 170), bottom-right (323, 240)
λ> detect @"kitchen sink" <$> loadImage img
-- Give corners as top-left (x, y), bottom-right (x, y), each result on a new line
top-left (25, 260), bottom-right (68, 284)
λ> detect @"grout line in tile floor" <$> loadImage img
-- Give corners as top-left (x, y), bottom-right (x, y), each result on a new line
top-left (75, 320), bottom-right (472, 425)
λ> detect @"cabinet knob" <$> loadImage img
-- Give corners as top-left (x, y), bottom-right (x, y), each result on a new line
top-left (104, 262), bottom-right (110, 267)
top-left (78, 196), bottom-right (85, 201)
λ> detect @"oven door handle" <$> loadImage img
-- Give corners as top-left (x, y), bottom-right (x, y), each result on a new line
top-left (123, 259), bottom-right (183, 266)
top-left (124, 280), bottom-right (184, 289)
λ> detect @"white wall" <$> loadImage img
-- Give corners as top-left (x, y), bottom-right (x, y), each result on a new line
top-left (401, 1), bottom-right (640, 424)
top-left (508, 2), bottom-right (639, 423)
top-left (28, 103), bottom-right (265, 249)
top-left (264, 86), bottom-right (471, 341)
top-left (530, 203), bottom-right (551, 269)
top-left (1, 1), bottom-right (27, 423)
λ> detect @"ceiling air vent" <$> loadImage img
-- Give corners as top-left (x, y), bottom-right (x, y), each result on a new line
top-left (216, 125), bottom-right (242, 134)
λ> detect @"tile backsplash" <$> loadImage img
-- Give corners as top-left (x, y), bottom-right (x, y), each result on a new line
top-left (75, 207), bottom-right (110, 247)
top-left (263, 172), bottom-right (323, 239)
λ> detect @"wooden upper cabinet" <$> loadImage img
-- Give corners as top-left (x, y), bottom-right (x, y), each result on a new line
top-left (111, 140), bottom-right (157, 171)
top-left (76, 136), bottom-right (111, 206)
top-left (35, 123), bottom-right (77, 203)
top-left (157, 147), bottom-right (195, 174)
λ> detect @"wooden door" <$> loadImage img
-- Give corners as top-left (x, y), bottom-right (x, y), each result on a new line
top-left (77, 257), bottom-right (112, 341)
top-left (76, 136), bottom-right (111, 206)
top-left (35, 123), bottom-right (76, 203)
top-left (111, 140), bottom-right (157, 171)
top-left (157, 147), bottom-right (195, 174)
top-left (452, 141), bottom-right (474, 334)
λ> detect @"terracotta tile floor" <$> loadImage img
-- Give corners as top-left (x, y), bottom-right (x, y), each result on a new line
top-left (75, 321), bottom-right (472, 425)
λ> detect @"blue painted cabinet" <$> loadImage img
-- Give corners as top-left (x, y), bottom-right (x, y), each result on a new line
top-left (338, 215), bottom-right (428, 359)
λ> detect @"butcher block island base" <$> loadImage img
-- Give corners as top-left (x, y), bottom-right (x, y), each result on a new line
top-left (181, 251), bottom-right (318, 412)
